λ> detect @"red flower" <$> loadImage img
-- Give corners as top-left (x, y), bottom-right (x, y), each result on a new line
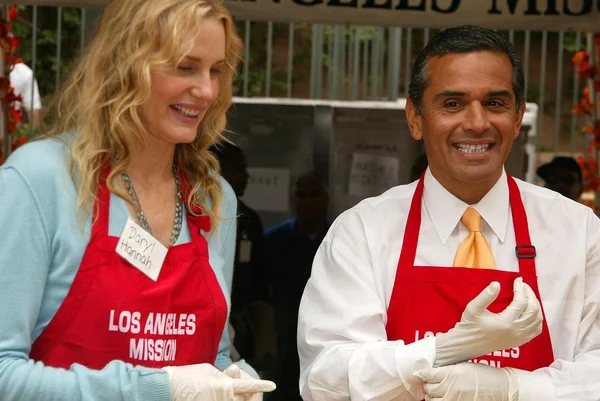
top-left (12, 140), bottom-right (27, 151)
top-left (0, 77), bottom-right (10, 92)
top-left (0, 21), bottom-right (13, 38)
top-left (6, 120), bottom-right (16, 135)
top-left (8, 5), bottom-right (18, 20)
top-left (589, 122), bottom-right (600, 137)
top-left (573, 51), bottom-right (589, 65)
top-left (3, 91), bottom-right (22, 104)
top-left (578, 62), bottom-right (596, 80)
top-left (9, 108), bottom-right (23, 124)
top-left (11, 136), bottom-right (28, 151)
top-left (8, 34), bottom-right (18, 51)
top-left (578, 156), bottom-right (597, 180)
top-left (585, 177), bottom-right (600, 193)
top-left (0, 21), bottom-right (7, 38)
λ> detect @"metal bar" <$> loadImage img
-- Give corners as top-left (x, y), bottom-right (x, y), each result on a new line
top-left (523, 30), bottom-right (531, 101)
top-left (331, 25), bottom-right (342, 100)
top-left (310, 24), bottom-right (318, 99)
top-left (287, 23), bottom-right (294, 98)
top-left (362, 35), bottom-right (369, 100)
top-left (369, 32), bottom-right (379, 99)
top-left (56, 7), bottom-right (63, 91)
top-left (80, 8), bottom-right (86, 50)
top-left (265, 22), bottom-right (273, 97)
top-left (387, 27), bottom-right (401, 101)
top-left (509, 29), bottom-right (515, 43)
top-left (352, 27), bottom-right (360, 101)
top-left (536, 31), bottom-right (548, 151)
top-left (315, 25), bottom-right (324, 99)
top-left (423, 28), bottom-right (430, 46)
top-left (404, 28), bottom-right (413, 96)
top-left (570, 32), bottom-right (582, 155)
top-left (553, 31), bottom-right (564, 154)
top-left (243, 21), bottom-right (250, 97)
top-left (347, 26), bottom-right (354, 100)
top-left (327, 26), bottom-right (334, 99)
top-left (379, 28), bottom-right (385, 97)
top-left (31, 5), bottom-right (38, 135)
top-left (339, 25), bottom-right (346, 100)
top-left (387, 28), bottom-right (395, 101)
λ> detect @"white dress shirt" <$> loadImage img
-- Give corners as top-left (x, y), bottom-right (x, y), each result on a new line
top-left (298, 168), bottom-right (600, 401)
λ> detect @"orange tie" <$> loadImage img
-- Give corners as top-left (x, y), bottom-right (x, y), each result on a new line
top-left (453, 207), bottom-right (497, 269)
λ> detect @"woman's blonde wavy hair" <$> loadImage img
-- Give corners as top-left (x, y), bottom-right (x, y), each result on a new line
top-left (46, 0), bottom-right (242, 230)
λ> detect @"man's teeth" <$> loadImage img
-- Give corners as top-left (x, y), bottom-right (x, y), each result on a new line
top-left (173, 105), bottom-right (199, 117)
top-left (454, 144), bottom-right (491, 154)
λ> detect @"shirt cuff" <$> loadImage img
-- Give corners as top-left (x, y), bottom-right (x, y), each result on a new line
top-left (234, 359), bottom-right (260, 379)
top-left (137, 370), bottom-right (173, 401)
top-left (399, 336), bottom-right (437, 369)
top-left (513, 368), bottom-right (558, 401)
top-left (393, 336), bottom-right (436, 400)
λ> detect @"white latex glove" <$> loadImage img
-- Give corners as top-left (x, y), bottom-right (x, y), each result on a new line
top-left (224, 365), bottom-right (270, 401)
top-left (414, 362), bottom-right (519, 401)
top-left (163, 364), bottom-right (276, 401)
top-left (434, 277), bottom-right (543, 367)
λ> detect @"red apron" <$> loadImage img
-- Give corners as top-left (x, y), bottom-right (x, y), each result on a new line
top-left (386, 174), bottom-right (554, 371)
top-left (30, 169), bottom-right (228, 370)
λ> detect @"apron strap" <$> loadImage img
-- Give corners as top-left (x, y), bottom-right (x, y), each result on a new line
top-left (506, 175), bottom-right (536, 277)
top-left (397, 173), bottom-right (425, 272)
top-left (91, 164), bottom-right (212, 241)
top-left (507, 175), bottom-right (555, 366)
top-left (398, 173), bottom-right (537, 276)
top-left (91, 166), bottom-right (112, 237)
top-left (178, 167), bottom-right (212, 240)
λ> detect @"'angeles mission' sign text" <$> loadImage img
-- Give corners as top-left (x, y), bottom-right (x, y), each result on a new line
top-left (225, 0), bottom-right (600, 31)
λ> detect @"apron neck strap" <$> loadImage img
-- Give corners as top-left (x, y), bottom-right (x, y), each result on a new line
top-left (398, 173), bottom-right (536, 274)
top-left (178, 167), bottom-right (212, 236)
top-left (397, 174), bottom-right (425, 269)
top-left (91, 165), bottom-right (212, 239)
top-left (91, 165), bottom-right (112, 237)
top-left (506, 175), bottom-right (536, 275)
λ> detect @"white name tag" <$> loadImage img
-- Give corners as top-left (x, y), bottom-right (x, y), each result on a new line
top-left (116, 218), bottom-right (168, 281)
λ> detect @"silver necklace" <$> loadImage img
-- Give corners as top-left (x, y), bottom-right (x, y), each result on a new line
top-left (122, 163), bottom-right (183, 247)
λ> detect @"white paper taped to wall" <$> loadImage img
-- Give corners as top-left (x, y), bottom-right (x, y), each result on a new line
top-left (348, 152), bottom-right (399, 198)
top-left (241, 167), bottom-right (290, 212)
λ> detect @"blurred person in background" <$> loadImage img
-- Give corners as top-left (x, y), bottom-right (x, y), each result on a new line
top-left (9, 61), bottom-right (42, 128)
top-left (265, 172), bottom-right (329, 401)
top-left (537, 156), bottom-right (584, 202)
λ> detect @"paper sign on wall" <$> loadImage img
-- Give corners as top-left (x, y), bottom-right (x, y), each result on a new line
top-left (241, 167), bottom-right (290, 212)
top-left (348, 152), bottom-right (399, 198)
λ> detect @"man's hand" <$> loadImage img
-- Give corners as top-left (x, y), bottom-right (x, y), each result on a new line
top-left (415, 363), bottom-right (519, 401)
top-left (435, 278), bottom-right (543, 367)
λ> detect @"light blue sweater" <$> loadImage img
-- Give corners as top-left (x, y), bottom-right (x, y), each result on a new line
top-left (0, 137), bottom-right (256, 400)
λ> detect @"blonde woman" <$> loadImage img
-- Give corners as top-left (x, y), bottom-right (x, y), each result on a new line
top-left (0, 0), bottom-right (275, 400)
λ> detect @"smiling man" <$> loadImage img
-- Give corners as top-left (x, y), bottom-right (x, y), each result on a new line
top-left (297, 25), bottom-right (600, 401)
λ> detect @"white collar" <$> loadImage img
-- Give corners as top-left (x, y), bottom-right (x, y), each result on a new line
top-left (422, 168), bottom-right (510, 245)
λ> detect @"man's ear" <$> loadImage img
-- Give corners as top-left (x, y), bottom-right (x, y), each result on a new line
top-left (514, 101), bottom-right (526, 139)
top-left (406, 98), bottom-right (423, 141)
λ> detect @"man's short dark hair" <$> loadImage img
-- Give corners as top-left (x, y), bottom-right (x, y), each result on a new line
top-left (294, 172), bottom-right (325, 190)
top-left (537, 156), bottom-right (583, 184)
top-left (408, 25), bottom-right (525, 114)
